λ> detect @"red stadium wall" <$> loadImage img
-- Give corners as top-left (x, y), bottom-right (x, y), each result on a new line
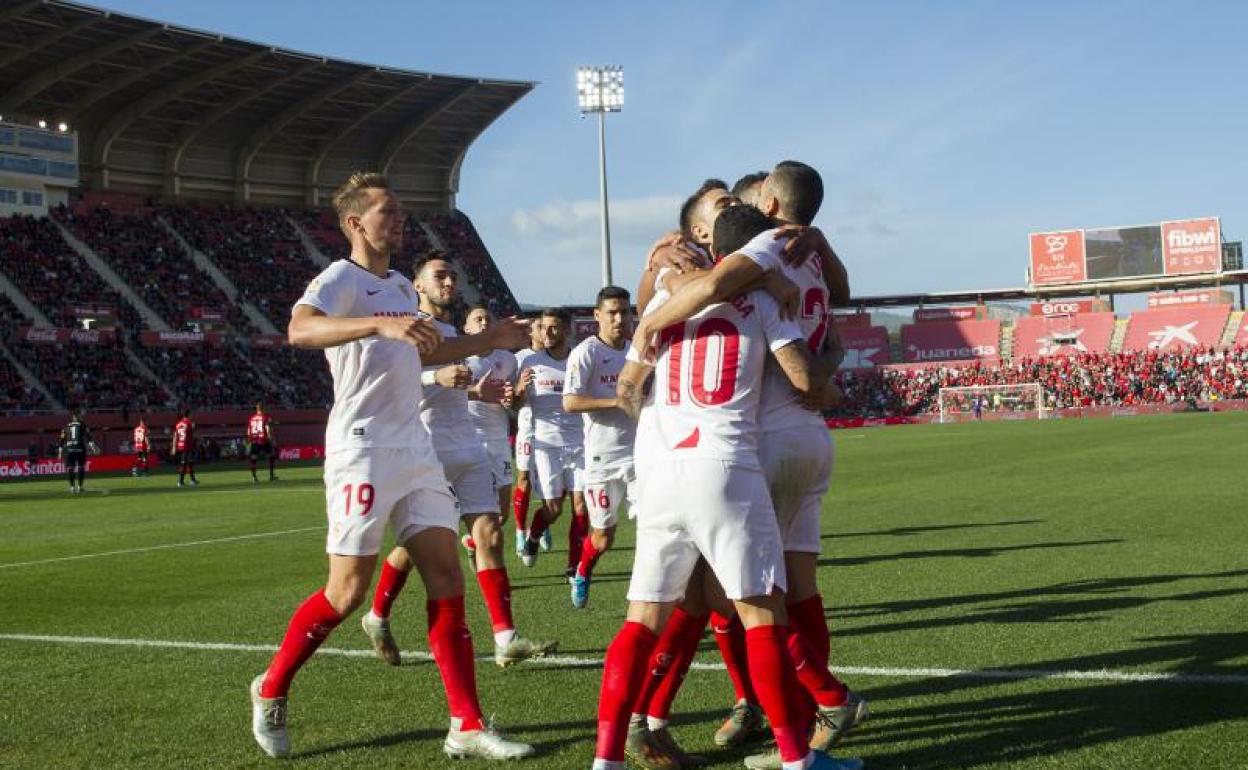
top-left (1121, 306), bottom-right (1231, 352)
top-left (838, 325), bottom-right (892, 368)
top-left (900, 319), bottom-right (1001, 363)
top-left (1012, 312), bottom-right (1116, 357)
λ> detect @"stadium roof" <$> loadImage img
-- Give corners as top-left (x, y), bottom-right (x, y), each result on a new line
top-left (0, 0), bottom-right (534, 209)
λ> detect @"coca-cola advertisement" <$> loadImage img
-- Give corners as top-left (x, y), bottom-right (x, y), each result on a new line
top-left (18, 327), bottom-right (116, 345)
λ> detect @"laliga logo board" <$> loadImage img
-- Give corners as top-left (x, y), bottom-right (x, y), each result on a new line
top-left (1029, 230), bottom-right (1087, 285)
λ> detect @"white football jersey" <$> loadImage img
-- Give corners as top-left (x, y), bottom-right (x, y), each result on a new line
top-left (737, 229), bottom-right (830, 433)
top-left (522, 349), bottom-right (582, 448)
top-left (566, 335), bottom-right (633, 474)
top-left (514, 347), bottom-right (541, 442)
top-left (418, 320), bottom-right (482, 453)
top-left (465, 348), bottom-right (518, 444)
top-left (294, 259), bottom-right (429, 453)
top-left (638, 289), bottom-right (802, 468)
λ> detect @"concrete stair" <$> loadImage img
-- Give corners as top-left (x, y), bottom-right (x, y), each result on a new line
top-left (1221, 310), bottom-right (1244, 347)
top-left (156, 217), bottom-right (279, 335)
top-left (1000, 322), bottom-right (1015, 360)
top-left (285, 214), bottom-right (331, 269)
top-left (0, 338), bottom-right (62, 410)
top-left (1109, 317), bottom-right (1130, 353)
top-left (0, 271), bottom-right (52, 327)
top-left (51, 219), bottom-right (173, 332)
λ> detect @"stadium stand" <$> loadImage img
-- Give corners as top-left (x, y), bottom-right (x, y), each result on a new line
top-left (1012, 312), bottom-right (1116, 357)
top-left (0, 213), bottom-right (143, 330)
top-left (1121, 305), bottom-right (1233, 352)
top-left (131, 342), bottom-right (270, 410)
top-left (8, 336), bottom-right (168, 412)
top-left (246, 341), bottom-right (334, 410)
top-left (52, 204), bottom-right (252, 333)
top-left (160, 204), bottom-right (319, 331)
top-left (0, 295), bottom-right (48, 413)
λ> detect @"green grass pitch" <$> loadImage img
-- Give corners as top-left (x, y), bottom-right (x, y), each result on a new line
top-left (1, 412), bottom-right (1246, 769)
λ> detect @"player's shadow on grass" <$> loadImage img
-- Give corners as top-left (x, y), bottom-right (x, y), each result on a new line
top-left (295, 727), bottom-right (448, 758)
top-left (819, 537), bottom-right (1122, 569)
top-left (847, 632), bottom-right (1248, 769)
top-left (821, 518), bottom-right (1043, 541)
top-left (828, 569), bottom-right (1248, 637)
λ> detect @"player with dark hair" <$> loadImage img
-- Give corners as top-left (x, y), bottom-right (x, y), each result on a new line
top-left (60, 410), bottom-right (91, 493)
top-left (132, 416), bottom-right (151, 478)
top-left (247, 403), bottom-right (278, 483)
top-left (172, 408), bottom-right (198, 487)
top-left (511, 321), bottom-right (545, 554)
top-left (563, 285), bottom-right (634, 608)
top-left (732, 171), bottom-right (769, 206)
top-left (514, 307), bottom-right (588, 573)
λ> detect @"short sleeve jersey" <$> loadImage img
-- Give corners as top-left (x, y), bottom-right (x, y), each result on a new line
top-left (523, 350), bottom-right (582, 448)
top-left (566, 335), bottom-right (633, 473)
top-left (644, 289), bottom-right (802, 468)
top-left (173, 418), bottom-right (193, 452)
top-left (737, 229), bottom-right (831, 432)
top-left (247, 413), bottom-right (270, 443)
top-left (133, 424), bottom-right (148, 450)
top-left (513, 347), bottom-right (541, 438)
top-left (418, 320), bottom-right (480, 454)
top-left (294, 259), bottom-right (429, 453)
top-left (465, 348), bottom-right (518, 444)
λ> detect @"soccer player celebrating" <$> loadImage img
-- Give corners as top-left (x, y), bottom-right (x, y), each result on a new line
top-left (361, 255), bottom-right (556, 670)
top-left (635, 162), bottom-right (867, 768)
top-left (511, 322), bottom-right (544, 554)
top-left (131, 416), bottom-right (150, 478)
top-left (463, 305), bottom-right (520, 533)
top-left (562, 285), bottom-right (634, 608)
top-left (513, 308), bottom-right (589, 573)
top-left (172, 408), bottom-right (198, 487)
top-left (248, 172), bottom-right (533, 761)
top-left (594, 204), bottom-right (859, 770)
top-left (246, 403), bottom-right (278, 483)
top-left (59, 410), bottom-right (91, 493)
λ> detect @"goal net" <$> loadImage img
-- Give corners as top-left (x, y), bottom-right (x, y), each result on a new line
top-left (937, 383), bottom-right (1048, 424)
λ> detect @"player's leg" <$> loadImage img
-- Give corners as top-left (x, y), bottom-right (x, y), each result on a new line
top-left (705, 569), bottom-right (765, 748)
top-left (177, 452), bottom-right (185, 486)
top-left (268, 445), bottom-right (278, 480)
top-left (249, 444), bottom-right (259, 482)
top-left (398, 484), bottom-right (535, 760)
top-left (77, 454), bottom-right (86, 490)
top-left (572, 478), bottom-right (621, 608)
top-left (511, 437), bottom-right (533, 552)
top-left (65, 453), bottom-right (76, 492)
top-left (521, 448), bottom-right (564, 565)
top-left (360, 546), bottom-right (410, 665)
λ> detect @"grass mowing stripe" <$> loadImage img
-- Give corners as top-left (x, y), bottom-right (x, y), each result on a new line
top-left (3, 632), bottom-right (1245, 686)
top-left (0, 526), bottom-right (322, 569)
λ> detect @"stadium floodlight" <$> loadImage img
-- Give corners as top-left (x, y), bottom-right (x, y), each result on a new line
top-left (57, 122), bottom-right (68, 133)
top-left (37, 119), bottom-right (47, 129)
top-left (576, 65), bottom-right (624, 288)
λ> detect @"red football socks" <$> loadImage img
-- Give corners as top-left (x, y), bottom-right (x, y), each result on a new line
top-left (788, 594), bottom-right (831, 665)
top-left (711, 610), bottom-right (758, 705)
top-left (261, 589), bottom-right (341, 698)
top-left (577, 537), bottom-right (604, 579)
top-left (526, 509), bottom-right (549, 545)
top-left (475, 567), bottom-right (514, 633)
top-left (642, 606), bottom-right (707, 721)
top-left (371, 559), bottom-right (409, 619)
top-left (746, 624), bottom-right (810, 764)
top-left (427, 596), bottom-right (484, 731)
top-left (596, 621), bottom-right (658, 762)
top-left (512, 486), bottom-right (529, 532)
top-left (567, 512), bottom-right (589, 571)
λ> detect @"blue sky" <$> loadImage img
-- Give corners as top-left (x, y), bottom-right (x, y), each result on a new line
top-left (94, 1), bottom-right (1248, 307)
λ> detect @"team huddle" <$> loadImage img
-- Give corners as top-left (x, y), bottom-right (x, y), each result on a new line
top-left (249, 164), bottom-right (865, 770)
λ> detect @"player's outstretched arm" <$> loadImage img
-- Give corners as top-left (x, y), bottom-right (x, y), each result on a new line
top-left (633, 254), bottom-right (766, 344)
top-left (563, 393), bottom-right (619, 413)
top-left (771, 341), bottom-right (815, 396)
top-left (424, 316), bottom-right (531, 365)
top-left (774, 226), bottom-right (850, 306)
top-left (616, 360), bottom-right (651, 422)
top-left (288, 305), bottom-right (441, 354)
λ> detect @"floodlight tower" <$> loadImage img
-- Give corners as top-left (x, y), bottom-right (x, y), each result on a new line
top-left (576, 65), bottom-right (623, 288)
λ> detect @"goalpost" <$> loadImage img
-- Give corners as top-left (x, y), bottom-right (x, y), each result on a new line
top-left (937, 383), bottom-right (1049, 424)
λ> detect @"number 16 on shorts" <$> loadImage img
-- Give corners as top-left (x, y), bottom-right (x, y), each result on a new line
top-left (585, 478), bottom-right (633, 529)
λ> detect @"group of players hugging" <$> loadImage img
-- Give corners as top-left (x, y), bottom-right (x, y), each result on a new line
top-left (249, 161), bottom-right (867, 770)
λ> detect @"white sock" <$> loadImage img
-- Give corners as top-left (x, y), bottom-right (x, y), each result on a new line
top-left (646, 716), bottom-right (668, 731)
top-left (591, 759), bottom-right (626, 770)
top-left (494, 629), bottom-right (517, 647)
top-left (781, 750), bottom-right (816, 770)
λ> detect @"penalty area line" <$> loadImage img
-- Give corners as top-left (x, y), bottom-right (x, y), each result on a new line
top-left (0, 633), bottom-right (1245, 686)
top-left (0, 526), bottom-right (322, 570)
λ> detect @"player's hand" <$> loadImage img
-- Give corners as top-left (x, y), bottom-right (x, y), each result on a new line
top-left (764, 272), bottom-right (801, 320)
top-left (800, 379), bottom-right (844, 411)
top-left (474, 376), bottom-right (512, 406)
top-left (375, 315), bottom-right (442, 355)
top-left (647, 231), bottom-right (707, 273)
top-left (773, 224), bottom-right (827, 266)
top-left (517, 367), bottom-right (535, 392)
top-left (435, 365), bottom-right (473, 389)
top-left (630, 320), bottom-right (658, 364)
top-left (485, 316), bottom-right (532, 351)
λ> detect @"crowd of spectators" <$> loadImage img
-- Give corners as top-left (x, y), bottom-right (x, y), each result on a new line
top-left (832, 347), bottom-right (1248, 417)
top-left (244, 344), bottom-right (333, 409)
top-left (0, 213), bottom-right (141, 329)
top-left (131, 343), bottom-right (270, 409)
top-left (52, 205), bottom-right (251, 333)
top-left (8, 336), bottom-right (169, 412)
top-left (426, 212), bottom-right (521, 317)
top-left (161, 205), bottom-right (319, 330)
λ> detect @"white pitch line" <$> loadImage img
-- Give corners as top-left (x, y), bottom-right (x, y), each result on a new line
top-left (0, 633), bottom-right (1244, 686)
top-left (0, 527), bottom-right (322, 570)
